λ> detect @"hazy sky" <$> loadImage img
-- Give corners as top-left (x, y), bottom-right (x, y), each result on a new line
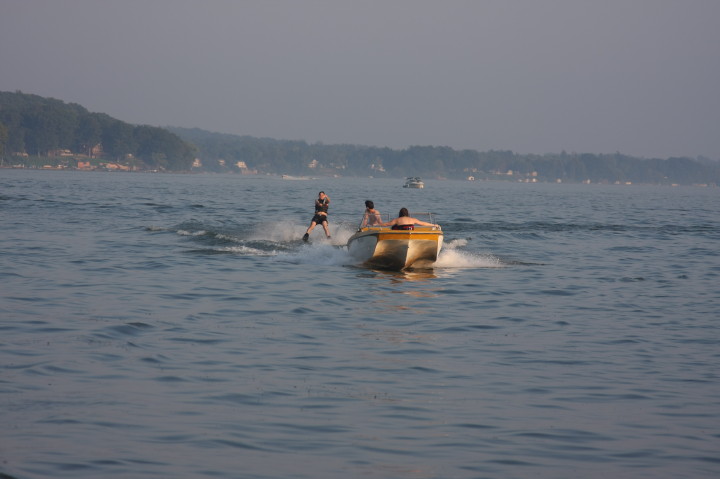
top-left (2, 0), bottom-right (719, 159)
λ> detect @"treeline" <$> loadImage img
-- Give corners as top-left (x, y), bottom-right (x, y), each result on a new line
top-left (170, 127), bottom-right (720, 185)
top-left (2, 90), bottom-right (718, 184)
top-left (0, 91), bottom-right (195, 170)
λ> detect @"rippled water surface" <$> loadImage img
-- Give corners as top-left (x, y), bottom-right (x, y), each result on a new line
top-left (1, 170), bottom-right (719, 478)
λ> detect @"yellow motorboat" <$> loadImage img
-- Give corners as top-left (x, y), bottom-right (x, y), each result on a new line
top-left (347, 212), bottom-right (443, 270)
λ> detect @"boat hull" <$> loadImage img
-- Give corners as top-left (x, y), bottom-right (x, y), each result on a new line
top-left (347, 227), bottom-right (443, 270)
top-left (403, 177), bottom-right (425, 188)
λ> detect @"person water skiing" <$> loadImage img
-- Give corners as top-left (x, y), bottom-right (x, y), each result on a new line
top-left (302, 191), bottom-right (331, 241)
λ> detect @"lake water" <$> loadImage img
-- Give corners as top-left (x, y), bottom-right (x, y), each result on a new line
top-left (1, 170), bottom-right (719, 479)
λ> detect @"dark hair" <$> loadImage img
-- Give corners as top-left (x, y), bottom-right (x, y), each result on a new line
top-left (319, 191), bottom-right (325, 195)
top-left (399, 207), bottom-right (409, 217)
top-left (365, 200), bottom-right (374, 209)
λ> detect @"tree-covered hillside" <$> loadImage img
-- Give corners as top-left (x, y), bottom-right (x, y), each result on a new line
top-left (1, 90), bottom-right (717, 184)
top-left (0, 91), bottom-right (195, 170)
top-left (170, 127), bottom-right (720, 185)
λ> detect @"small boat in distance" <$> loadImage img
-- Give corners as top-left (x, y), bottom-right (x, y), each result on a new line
top-left (347, 212), bottom-right (443, 270)
top-left (403, 177), bottom-right (425, 188)
top-left (281, 174), bottom-right (315, 180)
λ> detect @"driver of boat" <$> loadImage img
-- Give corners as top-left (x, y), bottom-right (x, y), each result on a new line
top-left (380, 207), bottom-right (438, 230)
top-left (361, 200), bottom-right (382, 227)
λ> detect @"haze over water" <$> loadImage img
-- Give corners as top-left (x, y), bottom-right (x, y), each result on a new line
top-left (1, 170), bottom-right (718, 478)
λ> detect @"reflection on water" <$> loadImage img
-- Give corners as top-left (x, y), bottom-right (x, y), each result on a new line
top-left (371, 268), bottom-right (438, 282)
top-left (357, 268), bottom-right (444, 313)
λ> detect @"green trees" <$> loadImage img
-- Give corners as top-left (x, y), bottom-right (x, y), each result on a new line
top-left (22, 98), bottom-right (79, 155)
top-left (0, 122), bottom-right (8, 159)
top-left (2, 90), bottom-right (717, 183)
top-left (134, 125), bottom-right (195, 170)
top-left (98, 116), bottom-right (134, 160)
top-left (0, 91), bottom-right (195, 170)
top-left (74, 114), bottom-right (102, 156)
top-left (169, 126), bottom-right (719, 184)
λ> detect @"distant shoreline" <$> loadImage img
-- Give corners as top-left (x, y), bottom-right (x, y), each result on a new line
top-left (2, 165), bottom-right (715, 187)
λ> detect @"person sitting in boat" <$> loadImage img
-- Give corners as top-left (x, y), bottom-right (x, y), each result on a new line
top-left (361, 200), bottom-right (382, 227)
top-left (380, 208), bottom-right (438, 230)
top-left (302, 191), bottom-right (331, 241)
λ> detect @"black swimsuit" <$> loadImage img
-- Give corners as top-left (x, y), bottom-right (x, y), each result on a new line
top-left (312, 213), bottom-right (328, 224)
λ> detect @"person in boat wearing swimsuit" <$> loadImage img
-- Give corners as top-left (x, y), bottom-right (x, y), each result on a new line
top-left (380, 207), bottom-right (438, 230)
top-left (303, 191), bottom-right (331, 241)
top-left (361, 200), bottom-right (382, 227)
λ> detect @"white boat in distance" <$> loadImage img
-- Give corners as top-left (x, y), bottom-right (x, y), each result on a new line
top-left (346, 212), bottom-right (443, 270)
top-left (281, 174), bottom-right (312, 180)
top-left (403, 177), bottom-right (425, 188)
